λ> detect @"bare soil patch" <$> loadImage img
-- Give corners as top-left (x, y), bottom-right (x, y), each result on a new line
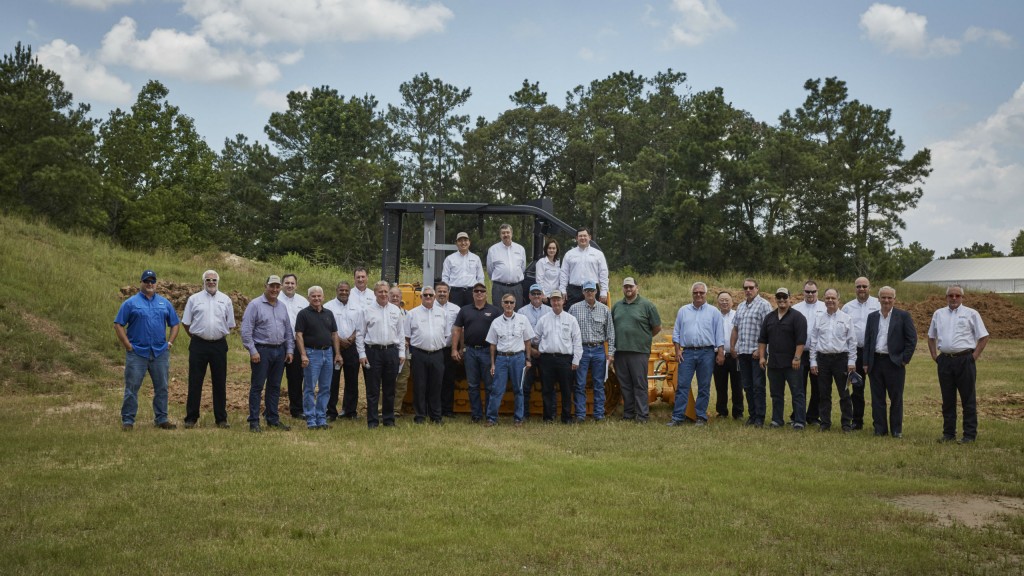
top-left (889, 495), bottom-right (1024, 528)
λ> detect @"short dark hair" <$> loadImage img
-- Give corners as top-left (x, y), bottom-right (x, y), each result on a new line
top-left (282, 273), bottom-right (297, 282)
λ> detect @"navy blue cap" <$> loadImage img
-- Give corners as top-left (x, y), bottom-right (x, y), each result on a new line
top-left (141, 269), bottom-right (156, 281)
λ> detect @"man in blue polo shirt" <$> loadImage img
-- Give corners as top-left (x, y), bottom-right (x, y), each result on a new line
top-left (114, 269), bottom-right (180, 431)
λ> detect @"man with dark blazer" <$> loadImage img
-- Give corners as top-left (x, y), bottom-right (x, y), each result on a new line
top-left (864, 286), bottom-right (917, 438)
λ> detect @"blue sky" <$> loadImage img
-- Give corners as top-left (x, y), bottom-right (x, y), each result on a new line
top-left (5, 0), bottom-right (1023, 258)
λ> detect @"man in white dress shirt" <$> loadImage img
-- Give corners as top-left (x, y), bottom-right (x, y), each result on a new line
top-left (352, 266), bottom-right (376, 309)
top-left (517, 284), bottom-right (551, 420)
top-left (534, 290), bottom-right (583, 423)
top-left (280, 273), bottom-right (309, 419)
top-left (791, 279), bottom-right (827, 426)
top-left (324, 281), bottom-right (363, 421)
top-left (442, 232), bottom-right (485, 308)
top-left (558, 227), bottom-right (609, 309)
top-left (809, 288), bottom-right (856, 432)
top-left (405, 286), bottom-right (448, 424)
top-left (182, 269), bottom-right (235, 429)
top-left (434, 282), bottom-right (462, 418)
top-left (486, 294), bottom-right (535, 427)
top-left (487, 223), bottom-right (527, 310)
top-left (842, 276), bottom-right (880, 430)
top-left (356, 281), bottom-right (406, 429)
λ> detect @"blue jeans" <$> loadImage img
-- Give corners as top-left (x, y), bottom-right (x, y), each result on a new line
top-left (737, 354), bottom-right (766, 422)
top-left (249, 344), bottom-right (286, 425)
top-left (768, 366), bottom-right (805, 426)
top-left (121, 349), bottom-right (170, 425)
top-left (672, 347), bottom-right (715, 422)
top-left (490, 352), bottom-right (526, 422)
top-left (303, 348), bottom-right (333, 427)
top-left (575, 344), bottom-right (607, 420)
top-left (464, 346), bottom-right (492, 421)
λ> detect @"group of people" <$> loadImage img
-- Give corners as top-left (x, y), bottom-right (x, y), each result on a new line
top-left (114, 237), bottom-right (989, 443)
top-left (665, 276), bottom-right (988, 443)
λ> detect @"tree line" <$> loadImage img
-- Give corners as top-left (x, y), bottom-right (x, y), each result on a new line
top-left (3, 42), bottom-right (942, 279)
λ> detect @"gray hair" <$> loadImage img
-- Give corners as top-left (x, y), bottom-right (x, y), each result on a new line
top-left (202, 269), bottom-right (219, 281)
top-left (307, 285), bottom-right (324, 297)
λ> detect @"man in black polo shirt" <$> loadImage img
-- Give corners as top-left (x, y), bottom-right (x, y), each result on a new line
top-left (758, 287), bottom-right (808, 429)
top-left (294, 286), bottom-right (342, 430)
top-left (451, 282), bottom-right (500, 423)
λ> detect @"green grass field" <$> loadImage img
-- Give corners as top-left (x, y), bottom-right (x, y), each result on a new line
top-left (1, 214), bottom-right (1022, 574)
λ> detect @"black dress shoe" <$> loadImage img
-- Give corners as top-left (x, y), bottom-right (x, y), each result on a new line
top-left (327, 415), bottom-right (337, 422)
top-left (121, 423), bottom-right (133, 431)
top-left (957, 437), bottom-right (975, 444)
top-left (367, 423), bottom-right (379, 429)
top-left (183, 421), bottom-right (197, 429)
top-left (892, 433), bottom-right (902, 439)
top-left (155, 421), bottom-right (177, 430)
top-left (250, 424), bottom-right (262, 433)
top-left (266, 422), bottom-right (290, 431)
top-left (216, 422), bottom-right (230, 429)
top-left (937, 435), bottom-right (955, 443)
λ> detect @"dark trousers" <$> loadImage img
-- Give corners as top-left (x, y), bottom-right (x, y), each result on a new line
top-left (412, 348), bottom-right (444, 423)
top-left (449, 286), bottom-right (473, 308)
top-left (363, 346), bottom-right (399, 427)
top-left (540, 353), bottom-right (573, 422)
top-left (767, 366), bottom-right (805, 426)
top-left (937, 354), bottom-right (977, 440)
top-left (851, 347), bottom-right (867, 428)
top-left (713, 353), bottom-right (743, 418)
top-left (615, 352), bottom-right (650, 421)
top-left (441, 346), bottom-right (456, 416)
top-left (792, 351), bottom-right (820, 423)
top-left (248, 344), bottom-right (285, 425)
top-left (816, 353), bottom-right (853, 429)
top-left (491, 282), bottom-right (524, 311)
top-left (185, 337), bottom-right (228, 424)
top-left (737, 354), bottom-right (766, 423)
top-left (523, 351), bottom-right (542, 419)
top-left (285, 351), bottom-right (304, 418)
top-left (870, 356), bottom-right (905, 436)
top-left (327, 345), bottom-right (360, 419)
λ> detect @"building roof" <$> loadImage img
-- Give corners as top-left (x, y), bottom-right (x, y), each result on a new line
top-left (905, 256), bottom-right (1024, 282)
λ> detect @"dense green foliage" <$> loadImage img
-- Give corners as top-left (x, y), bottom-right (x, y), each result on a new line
top-left (2, 43), bottom-right (935, 278)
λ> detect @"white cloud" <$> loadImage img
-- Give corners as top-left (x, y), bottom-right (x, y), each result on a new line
top-left (860, 3), bottom-right (1013, 58)
top-left (578, 47), bottom-right (595, 61)
top-left (37, 39), bottom-right (133, 104)
top-left (255, 84), bottom-right (312, 111)
top-left (181, 0), bottom-right (453, 46)
top-left (907, 83), bottom-right (1024, 255)
top-left (59, 0), bottom-right (135, 9)
top-left (98, 17), bottom-right (281, 86)
top-left (666, 0), bottom-right (735, 46)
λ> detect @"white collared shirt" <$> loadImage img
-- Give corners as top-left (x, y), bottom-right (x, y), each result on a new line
top-left (279, 292), bottom-right (309, 329)
top-left (486, 241), bottom-right (527, 284)
top-left (534, 311), bottom-right (583, 364)
top-left (875, 310), bottom-right (892, 354)
top-left (323, 297), bottom-right (363, 340)
top-left (485, 312), bottom-right (535, 353)
top-left (842, 296), bottom-right (881, 347)
top-left (442, 251), bottom-right (485, 288)
top-left (928, 305), bottom-right (989, 354)
top-left (351, 287), bottom-right (376, 309)
top-left (182, 289), bottom-right (235, 340)
top-left (405, 304), bottom-right (448, 352)
top-left (558, 245), bottom-right (609, 296)
top-left (792, 299), bottom-right (826, 350)
top-left (356, 302), bottom-right (406, 359)
top-left (809, 310), bottom-right (856, 367)
top-left (437, 301), bottom-right (461, 347)
top-left (534, 258), bottom-right (560, 296)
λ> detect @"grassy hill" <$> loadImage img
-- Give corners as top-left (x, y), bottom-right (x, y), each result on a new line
top-left (2, 213), bottom-right (1023, 574)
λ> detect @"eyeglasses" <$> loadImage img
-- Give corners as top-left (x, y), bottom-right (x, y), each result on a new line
top-left (502, 301), bottom-right (516, 305)
top-left (855, 285), bottom-right (868, 289)
top-left (804, 290), bottom-right (816, 294)
top-left (947, 294), bottom-right (963, 299)
top-left (692, 291), bottom-right (706, 295)
top-left (743, 286), bottom-right (756, 290)
top-left (473, 289), bottom-right (486, 293)
top-left (142, 278), bottom-right (156, 284)
top-left (205, 279), bottom-right (218, 283)
top-left (530, 291), bottom-right (543, 295)
top-left (775, 295), bottom-right (788, 300)
top-left (422, 294), bottom-right (435, 298)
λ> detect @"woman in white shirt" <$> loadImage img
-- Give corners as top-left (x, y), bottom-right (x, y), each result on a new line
top-left (535, 238), bottom-right (561, 303)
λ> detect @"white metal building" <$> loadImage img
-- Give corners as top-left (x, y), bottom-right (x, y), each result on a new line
top-left (904, 256), bottom-right (1024, 293)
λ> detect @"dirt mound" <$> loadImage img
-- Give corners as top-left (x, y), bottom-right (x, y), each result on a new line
top-left (904, 294), bottom-right (1024, 340)
top-left (120, 281), bottom-right (251, 331)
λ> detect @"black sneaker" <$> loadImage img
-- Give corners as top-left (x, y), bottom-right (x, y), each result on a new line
top-left (155, 421), bottom-right (177, 430)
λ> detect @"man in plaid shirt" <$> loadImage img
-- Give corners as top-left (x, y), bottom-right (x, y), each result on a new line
top-left (730, 278), bottom-right (772, 427)
top-left (568, 280), bottom-right (615, 422)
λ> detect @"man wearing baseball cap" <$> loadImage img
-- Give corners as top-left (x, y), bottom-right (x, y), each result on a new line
top-left (518, 284), bottom-right (552, 420)
top-left (758, 287), bottom-right (808, 429)
top-left (442, 231), bottom-right (484, 308)
top-left (240, 275), bottom-right (295, 432)
top-left (611, 277), bottom-right (661, 423)
top-left (114, 269), bottom-right (180, 430)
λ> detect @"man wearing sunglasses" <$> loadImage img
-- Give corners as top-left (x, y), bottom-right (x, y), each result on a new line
top-left (928, 284), bottom-right (989, 444)
top-left (842, 277), bottom-right (880, 430)
top-left (730, 278), bottom-right (772, 427)
top-left (451, 282), bottom-right (500, 423)
top-left (114, 269), bottom-right (180, 431)
top-left (181, 270), bottom-right (235, 429)
top-left (791, 280), bottom-right (826, 426)
top-left (758, 288), bottom-right (809, 429)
